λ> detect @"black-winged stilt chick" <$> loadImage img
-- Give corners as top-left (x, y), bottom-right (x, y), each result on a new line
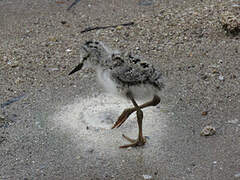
top-left (69, 40), bottom-right (164, 148)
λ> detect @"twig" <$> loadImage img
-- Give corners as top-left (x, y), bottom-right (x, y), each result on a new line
top-left (1, 94), bottom-right (25, 108)
top-left (80, 22), bottom-right (134, 33)
top-left (67, 0), bottom-right (81, 11)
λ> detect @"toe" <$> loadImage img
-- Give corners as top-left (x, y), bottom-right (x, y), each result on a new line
top-left (122, 134), bottom-right (136, 143)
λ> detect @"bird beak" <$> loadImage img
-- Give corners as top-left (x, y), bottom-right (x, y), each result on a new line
top-left (68, 45), bottom-right (90, 75)
top-left (68, 62), bottom-right (83, 75)
top-left (68, 48), bottom-right (90, 76)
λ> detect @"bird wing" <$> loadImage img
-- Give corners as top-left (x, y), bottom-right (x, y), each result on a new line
top-left (110, 61), bottom-right (154, 85)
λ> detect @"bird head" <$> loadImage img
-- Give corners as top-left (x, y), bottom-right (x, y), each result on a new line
top-left (69, 40), bottom-right (112, 75)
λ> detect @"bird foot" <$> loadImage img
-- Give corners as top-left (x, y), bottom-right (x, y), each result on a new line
top-left (112, 108), bottom-right (135, 129)
top-left (119, 134), bottom-right (146, 148)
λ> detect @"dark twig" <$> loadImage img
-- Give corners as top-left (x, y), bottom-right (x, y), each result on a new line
top-left (67, 0), bottom-right (81, 11)
top-left (80, 22), bottom-right (134, 33)
top-left (1, 94), bottom-right (25, 108)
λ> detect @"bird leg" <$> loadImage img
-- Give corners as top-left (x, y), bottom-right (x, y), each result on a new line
top-left (112, 95), bottom-right (160, 129)
top-left (120, 110), bottom-right (146, 148)
top-left (118, 92), bottom-right (159, 148)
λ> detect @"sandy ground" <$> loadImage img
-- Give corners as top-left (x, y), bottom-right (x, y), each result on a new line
top-left (0, 0), bottom-right (240, 179)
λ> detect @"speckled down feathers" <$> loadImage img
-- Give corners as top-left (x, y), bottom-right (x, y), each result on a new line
top-left (108, 53), bottom-right (164, 91)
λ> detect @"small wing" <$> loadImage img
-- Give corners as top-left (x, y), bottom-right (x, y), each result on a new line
top-left (110, 53), bottom-right (164, 90)
top-left (111, 61), bottom-right (154, 85)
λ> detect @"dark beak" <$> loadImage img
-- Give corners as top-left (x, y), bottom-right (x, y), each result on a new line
top-left (68, 63), bottom-right (83, 75)
top-left (68, 46), bottom-right (90, 75)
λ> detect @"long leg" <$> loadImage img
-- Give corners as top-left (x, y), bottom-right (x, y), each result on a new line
top-left (112, 95), bottom-right (160, 129)
top-left (119, 92), bottom-right (150, 148)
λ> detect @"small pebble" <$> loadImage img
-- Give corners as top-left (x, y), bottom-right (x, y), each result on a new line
top-left (15, 77), bottom-right (23, 84)
top-left (76, 156), bottom-right (81, 160)
top-left (56, 1), bottom-right (65, 4)
top-left (48, 68), bottom-right (59, 72)
top-left (219, 75), bottom-right (224, 81)
top-left (200, 125), bottom-right (216, 136)
top-left (116, 26), bottom-right (123, 30)
top-left (142, 174), bottom-right (152, 179)
top-left (232, 4), bottom-right (240, 8)
top-left (227, 119), bottom-right (239, 124)
top-left (201, 74), bottom-right (208, 80)
top-left (11, 61), bottom-right (19, 68)
top-left (61, 21), bottom-right (67, 25)
top-left (49, 37), bottom-right (58, 42)
top-left (202, 111), bottom-right (208, 116)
